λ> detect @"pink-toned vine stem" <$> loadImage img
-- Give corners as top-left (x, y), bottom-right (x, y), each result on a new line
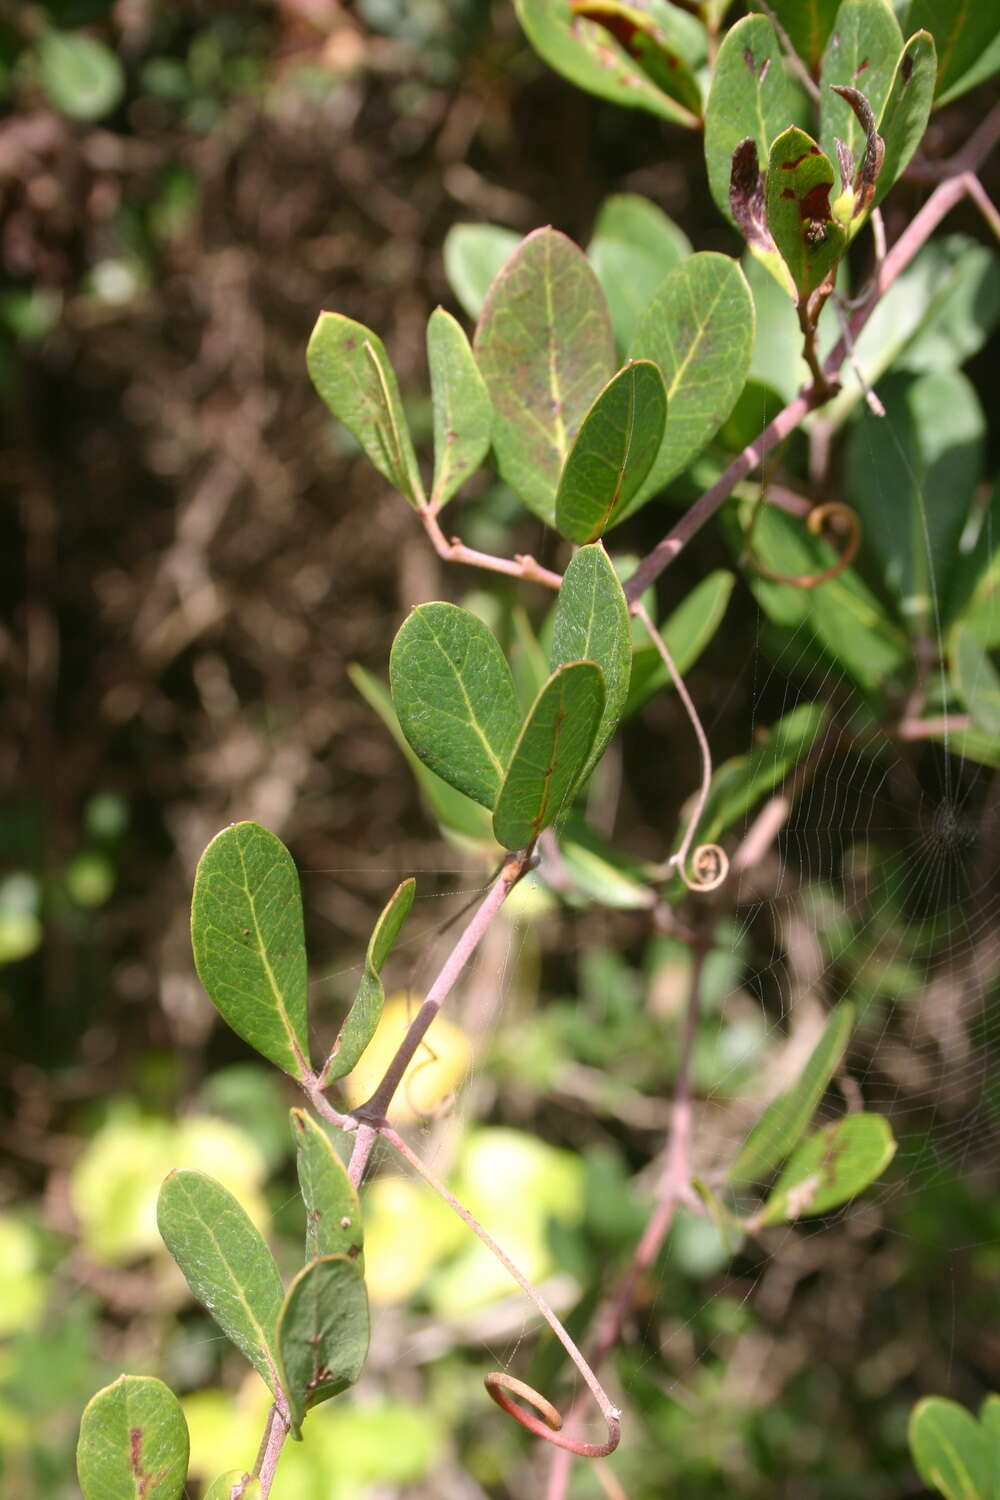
top-left (382, 1123), bottom-right (622, 1457)
top-left (342, 848), bottom-right (533, 1187)
top-left (546, 946), bottom-right (706, 1500)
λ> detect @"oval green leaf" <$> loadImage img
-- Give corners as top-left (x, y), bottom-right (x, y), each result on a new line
top-left (587, 194), bottom-right (692, 351)
top-left (38, 32), bottom-right (125, 122)
top-left (757, 1112), bottom-right (896, 1225)
top-left (554, 361), bottom-right (667, 542)
top-left (291, 1109), bottom-right (363, 1261)
top-left (307, 312), bottom-right (424, 507)
top-left (443, 223), bottom-right (521, 322)
top-left (156, 1169), bottom-right (284, 1396)
top-left (819, 0), bottom-right (902, 170)
top-left (874, 30), bottom-right (936, 206)
top-left (628, 253), bottom-right (754, 505)
top-left (78, 1375), bottom-right (189, 1500)
top-left (389, 603), bottom-right (521, 809)
top-left (550, 545), bottom-right (631, 782)
top-left (204, 1474), bottom-right (262, 1500)
top-left (704, 15), bottom-right (807, 225)
top-left (191, 822), bottom-right (310, 1079)
top-left (321, 876), bottom-right (414, 1085)
top-left (276, 1255), bottom-right (370, 1433)
top-left (427, 308), bottom-right (493, 509)
top-left (765, 127), bottom-right (847, 299)
top-left (493, 661), bottom-right (605, 850)
top-left (514, 0), bottom-right (699, 125)
top-left (729, 1003), bottom-right (855, 1184)
top-left (474, 227), bottom-right (616, 524)
top-left (909, 1397), bottom-right (993, 1500)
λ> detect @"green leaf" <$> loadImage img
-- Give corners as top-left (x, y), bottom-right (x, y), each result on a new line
top-left (587, 193), bottom-right (692, 351)
top-left (322, 878), bottom-right (415, 1085)
top-left (37, 31), bottom-right (125, 122)
top-left (554, 361), bottom-right (667, 541)
top-left (156, 1169), bottom-right (284, 1396)
top-left (845, 369), bottom-right (985, 633)
top-left (191, 822), bottom-right (310, 1079)
top-left (696, 703), bottom-right (829, 845)
top-left (753, 0), bottom-right (841, 69)
top-left (628, 253), bottom-right (755, 504)
top-left (204, 1475), bottom-right (262, 1500)
top-left (493, 663), bottom-right (606, 850)
top-left (625, 569), bottom-right (735, 715)
top-left (276, 1256), bottom-right (370, 1433)
top-left (765, 127), bottom-right (847, 299)
top-left (514, 0), bottom-right (700, 126)
top-left (427, 308), bottom-right (493, 509)
top-left (568, 0), bottom-right (706, 118)
top-left (550, 545), bottom-right (631, 781)
top-left (757, 1113), bottom-right (896, 1225)
top-left (909, 1398), bottom-right (993, 1500)
top-left (474, 227), bottom-right (615, 524)
top-left (952, 628), bottom-right (1000, 738)
top-left (348, 664), bottom-right (495, 846)
top-left (443, 224), bottom-right (521, 322)
top-left (981, 1396), bottom-right (1000, 1494)
top-left (819, 0), bottom-right (903, 171)
top-left (291, 1110), bottom-right (363, 1261)
top-left (704, 16), bottom-right (807, 226)
top-left (729, 1004), bottom-right (856, 1184)
top-left (904, 0), bottom-right (1000, 103)
top-left (556, 822), bottom-right (657, 909)
top-left (389, 603), bottom-right (521, 809)
top-left (307, 312), bottom-right (424, 507)
top-left (78, 1375), bottom-right (189, 1500)
top-left (873, 30), bottom-right (936, 206)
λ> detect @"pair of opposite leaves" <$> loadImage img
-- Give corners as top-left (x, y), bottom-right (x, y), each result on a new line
top-left (389, 543), bottom-right (632, 850)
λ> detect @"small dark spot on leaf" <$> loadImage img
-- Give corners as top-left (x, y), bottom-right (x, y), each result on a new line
top-left (130, 1427), bottom-right (143, 1475)
top-left (781, 187), bottom-right (796, 200)
top-left (742, 46), bottom-right (769, 82)
top-left (902, 52), bottom-right (913, 83)
top-left (855, 57), bottom-right (869, 77)
top-left (781, 151), bottom-right (812, 170)
top-left (345, 337), bottom-right (357, 351)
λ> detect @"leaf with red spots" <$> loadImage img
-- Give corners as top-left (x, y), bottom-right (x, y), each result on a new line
top-left (276, 1255), bottom-right (370, 1434)
top-left (819, 0), bottom-right (901, 172)
top-left (291, 1109), bottom-right (364, 1260)
top-left (514, 0), bottom-right (702, 127)
top-left (704, 15), bottom-right (808, 228)
top-left (570, 0), bottom-right (705, 118)
top-left (765, 126), bottom-right (847, 298)
top-left (77, 1375), bottom-right (189, 1500)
